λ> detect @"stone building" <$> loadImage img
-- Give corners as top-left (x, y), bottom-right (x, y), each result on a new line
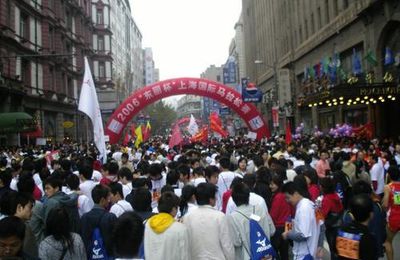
top-left (242, 0), bottom-right (400, 137)
top-left (0, 0), bottom-right (93, 145)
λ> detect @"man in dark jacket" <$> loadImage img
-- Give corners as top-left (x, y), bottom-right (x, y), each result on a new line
top-left (81, 184), bottom-right (117, 258)
top-left (43, 177), bottom-right (80, 233)
top-left (334, 194), bottom-right (377, 260)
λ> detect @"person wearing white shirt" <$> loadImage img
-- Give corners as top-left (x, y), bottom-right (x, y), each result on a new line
top-left (217, 157), bottom-right (242, 210)
top-left (78, 164), bottom-right (97, 207)
top-left (65, 174), bottom-right (92, 216)
top-left (370, 155), bottom-right (385, 196)
top-left (225, 191), bottom-right (268, 215)
top-left (118, 167), bottom-right (133, 198)
top-left (109, 182), bottom-right (133, 217)
top-left (183, 183), bottom-right (235, 260)
top-left (282, 181), bottom-right (319, 259)
top-left (192, 166), bottom-right (206, 187)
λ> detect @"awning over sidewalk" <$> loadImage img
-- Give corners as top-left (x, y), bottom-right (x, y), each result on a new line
top-left (0, 112), bottom-right (36, 133)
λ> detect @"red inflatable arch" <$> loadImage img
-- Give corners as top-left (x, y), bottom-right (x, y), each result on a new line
top-left (105, 78), bottom-right (268, 144)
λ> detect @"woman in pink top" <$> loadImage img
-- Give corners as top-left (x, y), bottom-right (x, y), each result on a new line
top-left (316, 150), bottom-right (331, 179)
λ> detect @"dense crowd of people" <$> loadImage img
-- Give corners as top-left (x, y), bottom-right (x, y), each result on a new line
top-left (0, 134), bottom-right (399, 259)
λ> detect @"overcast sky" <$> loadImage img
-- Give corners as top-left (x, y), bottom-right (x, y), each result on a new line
top-left (129, 0), bottom-right (242, 80)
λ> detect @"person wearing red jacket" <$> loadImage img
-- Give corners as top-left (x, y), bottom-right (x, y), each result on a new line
top-left (304, 169), bottom-right (320, 202)
top-left (320, 177), bottom-right (343, 260)
top-left (269, 174), bottom-right (292, 260)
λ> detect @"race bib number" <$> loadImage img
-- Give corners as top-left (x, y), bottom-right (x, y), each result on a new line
top-left (393, 192), bottom-right (400, 205)
top-left (336, 231), bottom-right (361, 259)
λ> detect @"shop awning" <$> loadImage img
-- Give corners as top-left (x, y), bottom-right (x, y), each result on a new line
top-left (0, 112), bottom-right (36, 134)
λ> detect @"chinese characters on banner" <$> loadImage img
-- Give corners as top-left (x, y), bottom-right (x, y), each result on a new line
top-left (272, 106), bottom-right (279, 128)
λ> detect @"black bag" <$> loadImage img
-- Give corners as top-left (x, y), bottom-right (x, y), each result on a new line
top-left (324, 211), bottom-right (343, 228)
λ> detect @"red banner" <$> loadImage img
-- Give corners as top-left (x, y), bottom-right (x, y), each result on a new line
top-left (272, 106), bottom-right (279, 128)
top-left (353, 122), bottom-right (374, 139)
top-left (191, 126), bottom-right (208, 143)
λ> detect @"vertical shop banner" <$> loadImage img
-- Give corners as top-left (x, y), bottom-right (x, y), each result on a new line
top-left (272, 106), bottom-right (279, 128)
top-left (223, 56), bottom-right (237, 84)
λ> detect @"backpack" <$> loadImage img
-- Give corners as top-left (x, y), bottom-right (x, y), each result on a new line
top-left (236, 208), bottom-right (276, 260)
top-left (88, 214), bottom-right (108, 260)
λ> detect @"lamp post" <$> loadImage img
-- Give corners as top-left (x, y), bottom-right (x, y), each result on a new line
top-left (254, 60), bottom-right (279, 134)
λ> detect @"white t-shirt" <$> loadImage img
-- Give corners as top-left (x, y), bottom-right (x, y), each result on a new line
top-left (79, 180), bottom-right (97, 205)
top-left (192, 177), bottom-right (206, 187)
top-left (217, 171), bottom-right (242, 210)
top-left (92, 170), bottom-right (103, 182)
top-left (110, 200), bottom-right (133, 217)
top-left (370, 163), bottom-right (385, 194)
top-left (225, 192), bottom-right (268, 215)
top-left (292, 198), bottom-right (319, 259)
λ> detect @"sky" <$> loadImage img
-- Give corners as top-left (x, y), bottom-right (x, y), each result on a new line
top-left (129, 0), bottom-right (242, 109)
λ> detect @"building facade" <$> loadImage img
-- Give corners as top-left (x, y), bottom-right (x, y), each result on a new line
top-left (0, 0), bottom-right (93, 145)
top-left (176, 95), bottom-right (202, 120)
top-left (242, 0), bottom-right (400, 137)
top-left (91, 0), bottom-right (143, 122)
top-left (143, 47), bottom-right (158, 86)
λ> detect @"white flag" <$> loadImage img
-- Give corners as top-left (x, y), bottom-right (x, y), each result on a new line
top-left (78, 57), bottom-right (107, 163)
top-left (187, 114), bottom-right (199, 136)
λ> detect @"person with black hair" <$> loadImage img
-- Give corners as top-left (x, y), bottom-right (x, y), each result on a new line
top-left (217, 157), bottom-right (242, 210)
top-left (370, 154), bottom-right (385, 197)
top-left (353, 151), bottom-right (371, 184)
top-left (342, 152), bottom-right (356, 182)
top-left (349, 180), bottom-right (386, 258)
top-left (38, 207), bottom-right (86, 259)
top-left (183, 183), bottom-right (234, 260)
top-left (192, 166), bottom-right (206, 187)
top-left (65, 174), bottom-right (92, 216)
top-left (78, 161), bottom-right (97, 206)
top-left (0, 216), bottom-right (27, 258)
top-left (316, 150), bottom-right (331, 179)
top-left (117, 167), bottom-right (133, 198)
top-left (179, 185), bottom-right (198, 217)
top-left (334, 194), bottom-right (377, 260)
top-left (269, 174), bottom-right (292, 260)
top-left (148, 163), bottom-right (166, 203)
top-left (383, 166), bottom-right (400, 260)
top-left (144, 191), bottom-right (189, 260)
top-left (227, 182), bottom-right (275, 259)
top-left (0, 169), bottom-right (12, 199)
top-left (319, 177), bottom-right (344, 259)
top-left (177, 164), bottom-right (191, 186)
top-left (129, 187), bottom-right (154, 221)
top-left (109, 182), bottom-right (133, 217)
top-left (81, 184), bottom-right (117, 258)
top-left (119, 152), bottom-right (134, 171)
top-left (112, 212), bottom-right (144, 259)
top-left (100, 161), bottom-right (119, 186)
top-left (226, 174), bottom-right (268, 216)
top-left (205, 165), bottom-right (219, 185)
top-left (282, 181), bottom-right (319, 259)
top-left (235, 157), bottom-right (248, 177)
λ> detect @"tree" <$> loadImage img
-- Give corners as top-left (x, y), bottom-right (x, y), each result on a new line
top-left (142, 101), bottom-right (177, 135)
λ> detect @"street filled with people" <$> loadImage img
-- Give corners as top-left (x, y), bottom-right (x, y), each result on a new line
top-left (0, 134), bottom-right (399, 259)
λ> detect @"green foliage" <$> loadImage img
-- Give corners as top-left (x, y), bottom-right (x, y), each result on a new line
top-left (142, 101), bottom-right (177, 135)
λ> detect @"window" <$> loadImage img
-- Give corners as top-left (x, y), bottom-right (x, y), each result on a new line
top-left (317, 7), bottom-right (322, 29)
top-left (343, 0), bottom-right (349, 9)
top-left (98, 36), bottom-right (104, 51)
top-left (333, 0), bottom-right (339, 17)
top-left (325, 0), bottom-right (330, 24)
top-left (305, 19), bottom-right (309, 39)
top-left (99, 62), bottom-right (105, 78)
top-left (20, 13), bottom-right (29, 39)
top-left (216, 75), bottom-right (221, 82)
top-left (21, 59), bottom-right (29, 84)
top-left (49, 66), bottom-right (55, 90)
top-left (66, 10), bottom-right (72, 30)
top-left (49, 26), bottom-right (54, 50)
top-left (299, 26), bottom-right (303, 43)
top-left (6, 0), bottom-right (11, 27)
top-left (311, 13), bottom-right (315, 34)
top-left (96, 9), bottom-right (103, 24)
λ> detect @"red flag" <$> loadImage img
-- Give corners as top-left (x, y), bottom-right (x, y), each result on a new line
top-left (169, 124), bottom-right (183, 148)
top-left (209, 112), bottom-right (228, 137)
top-left (143, 121), bottom-right (151, 141)
top-left (191, 126), bottom-right (208, 143)
top-left (353, 122), bottom-right (374, 139)
top-left (130, 124), bottom-right (136, 138)
top-left (122, 132), bottom-right (130, 146)
top-left (285, 120), bottom-right (292, 144)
